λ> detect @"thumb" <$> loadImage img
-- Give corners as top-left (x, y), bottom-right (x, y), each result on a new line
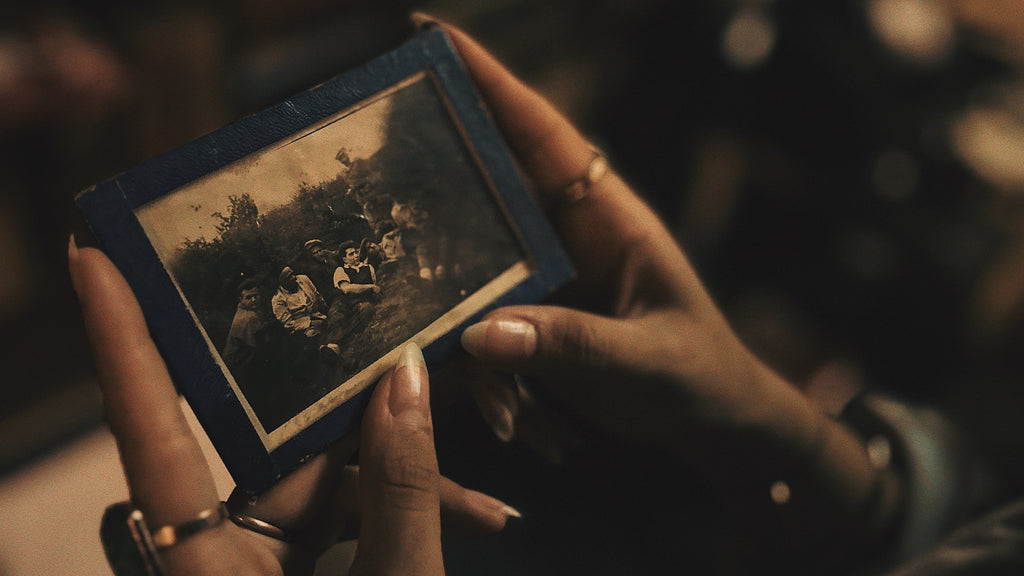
top-left (461, 306), bottom-right (691, 447)
top-left (351, 343), bottom-right (444, 576)
top-left (460, 305), bottom-right (641, 382)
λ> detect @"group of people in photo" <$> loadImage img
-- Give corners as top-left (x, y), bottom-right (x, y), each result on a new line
top-left (221, 236), bottom-right (385, 383)
top-left (281, 238), bottom-right (382, 358)
top-left (218, 190), bottom-right (455, 396)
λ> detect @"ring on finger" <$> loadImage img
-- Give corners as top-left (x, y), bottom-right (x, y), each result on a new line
top-left (228, 511), bottom-right (293, 543)
top-left (224, 490), bottom-right (294, 543)
top-left (151, 502), bottom-right (229, 549)
top-left (562, 144), bottom-right (609, 204)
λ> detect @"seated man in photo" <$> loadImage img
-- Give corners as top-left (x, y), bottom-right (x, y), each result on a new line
top-left (271, 266), bottom-right (338, 356)
top-left (390, 197), bottom-right (453, 283)
top-left (335, 240), bottom-right (381, 299)
top-left (222, 278), bottom-right (271, 382)
top-left (298, 238), bottom-right (339, 297)
top-left (369, 220), bottom-right (409, 280)
top-left (323, 241), bottom-right (380, 353)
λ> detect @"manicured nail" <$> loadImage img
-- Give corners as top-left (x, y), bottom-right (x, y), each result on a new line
top-left (68, 234), bottom-right (83, 296)
top-left (465, 490), bottom-right (523, 520)
top-left (501, 504), bottom-right (522, 519)
top-left (390, 343), bottom-right (428, 420)
top-left (410, 11), bottom-right (440, 27)
top-left (491, 402), bottom-right (515, 443)
top-left (461, 319), bottom-right (537, 361)
top-left (68, 234), bottom-right (81, 274)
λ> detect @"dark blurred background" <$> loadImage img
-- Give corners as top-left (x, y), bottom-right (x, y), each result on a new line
top-left (2, 0), bottom-right (1024, 571)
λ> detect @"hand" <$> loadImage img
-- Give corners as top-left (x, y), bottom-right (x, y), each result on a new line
top-left (428, 15), bottom-right (813, 468)
top-left (423, 15), bottom-right (901, 549)
top-left (69, 241), bottom-right (515, 575)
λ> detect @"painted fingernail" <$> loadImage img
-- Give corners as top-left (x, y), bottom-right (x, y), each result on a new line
top-left (466, 490), bottom-right (523, 520)
top-left (491, 402), bottom-right (515, 443)
top-left (68, 234), bottom-right (83, 296)
top-left (390, 343), bottom-right (428, 421)
top-left (410, 11), bottom-right (440, 27)
top-left (501, 504), bottom-right (523, 519)
top-left (461, 319), bottom-right (537, 361)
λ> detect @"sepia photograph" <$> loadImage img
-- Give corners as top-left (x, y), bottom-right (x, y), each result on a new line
top-left (135, 71), bottom-right (529, 447)
top-left (76, 26), bottom-right (573, 491)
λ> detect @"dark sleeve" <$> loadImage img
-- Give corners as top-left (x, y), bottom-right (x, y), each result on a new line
top-left (881, 500), bottom-right (1024, 576)
top-left (841, 394), bottom-right (1013, 574)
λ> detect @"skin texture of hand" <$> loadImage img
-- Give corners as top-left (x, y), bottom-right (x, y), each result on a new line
top-left (69, 240), bottom-right (510, 575)
top-left (418, 14), bottom-right (903, 561)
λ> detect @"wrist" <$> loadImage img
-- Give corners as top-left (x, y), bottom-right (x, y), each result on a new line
top-left (753, 363), bottom-right (898, 524)
top-left (710, 361), bottom-right (905, 568)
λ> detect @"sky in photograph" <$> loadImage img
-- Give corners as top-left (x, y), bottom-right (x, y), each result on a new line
top-left (136, 95), bottom-right (393, 263)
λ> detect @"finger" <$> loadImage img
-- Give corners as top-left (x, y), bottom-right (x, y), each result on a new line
top-left (461, 304), bottom-right (642, 379)
top-left (226, 431), bottom-right (361, 552)
top-left (68, 238), bottom-right (220, 528)
top-left (418, 15), bottom-right (699, 310)
top-left (330, 466), bottom-right (519, 540)
top-left (510, 376), bottom-right (584, 465)
top-left (351, 343), bottom-right (444, 575)
top-left (465, 366), bottom-right (579, 463)
top-left (460, 305), bottom-right (701, 437)
top-left (439, 477), bottom-right (521, 535)
top-left (466, 362), bottom-right (519, 443)
top-left (414, 14), bottom-right (592, 194)
top-left (461, 304), bottom-right (632, 426)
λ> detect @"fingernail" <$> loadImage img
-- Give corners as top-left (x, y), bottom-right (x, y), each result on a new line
top-left (390, 343), bottom-right (429, 420)
top-left (461, 319), bottom-right (537, 361)
top-left (501, 504), bottom-right (523, 519)
top-left (68, 234), bottom-right (82, 295)
top-left (491, 402), bottom-right (515, 443)
top-left (410, 11), bottom-right (440, 27)
top-left (466, 490), bottom-right (523, 519)
top-left (68, 234), bottom-right (80, 271)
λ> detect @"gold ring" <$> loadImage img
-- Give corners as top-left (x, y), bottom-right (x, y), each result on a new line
top-left (228, 512), bottom-right (292, 542)
top-left (150, 503), bottom-right (229, 549)
top-left (563, 144), bottom-right (609, 203)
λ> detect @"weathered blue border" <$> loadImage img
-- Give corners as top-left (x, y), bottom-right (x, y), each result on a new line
top-left (75, 25), bottom-right (573, 493)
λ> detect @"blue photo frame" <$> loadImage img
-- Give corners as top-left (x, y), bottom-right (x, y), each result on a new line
top-left (76, 26), bottom-right (573, 493)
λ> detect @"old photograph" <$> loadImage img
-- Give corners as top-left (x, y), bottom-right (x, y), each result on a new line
top-left (134, 72), bottom-right (528, 445)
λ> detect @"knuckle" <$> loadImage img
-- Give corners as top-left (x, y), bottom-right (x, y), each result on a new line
top-left (548, 313), bottom-right (610, 371)
top-left (374, 437), bottom-right (440, 511)
top-left (520, 122), bottom-right (577, 188)
top-left (615, 222), bottom-right (660, 278)
top-left (142, 426), bottom-right (203, 467)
